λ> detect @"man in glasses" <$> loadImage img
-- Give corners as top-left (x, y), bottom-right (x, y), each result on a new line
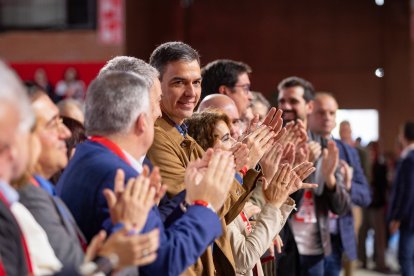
top-left (201, 59), bottom-right (253, 122)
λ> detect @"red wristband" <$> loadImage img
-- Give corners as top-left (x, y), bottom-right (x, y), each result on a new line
top-left (192, 200), bottom-right (209, 207)
top-left (192, 200), bottom-right (215, 212)
top-left (239, 165), bottom-right (248, 176)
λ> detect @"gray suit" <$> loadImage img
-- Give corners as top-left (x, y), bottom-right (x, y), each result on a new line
top-left (18, 184), bottom-right (84, 267)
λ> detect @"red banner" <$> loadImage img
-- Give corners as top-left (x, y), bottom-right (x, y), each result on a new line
top-left (98, 0), bottom-right (124, 45)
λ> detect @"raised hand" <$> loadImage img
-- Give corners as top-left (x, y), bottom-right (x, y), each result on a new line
top-left (261, 107), bottom-right (284, 134)
top-left (242, 125), bottom-right (275, 169)
top-left (293, 161), bottom-right (315, 181)
top-left (185, 150), bottom-right (235, 211)
top-left (279, 120), bottom-right (307, 148)
top-left (280, 143), bottom-right (295, 166)
top-left (88, 228), bottom-right (160, 269)
top-left (339, 160), bottom-right (353, 191)
top-left (147, 166), bottom-right (167, 205)
top-left (103, 168), bottom-right (156, 232)
top-left (259, 143), bottom-right (283, 183)
top-left (294, 143), bottom-right (309, 168)
top-left (321, 140), bottom-right (339, 190)
top-left (308, 141), bottom-right (322, 163)
top-left (263, 163), bottom-right (317, 208)
top-left (231, 142), bottom-right (250, 171)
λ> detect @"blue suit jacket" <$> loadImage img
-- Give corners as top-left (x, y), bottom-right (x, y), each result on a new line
top-left (388, 149), bottom-right (414, 231)
top-left (56, 140), bottom-right (222, 276)
top-left (334, 139), bottom-right (372, 260)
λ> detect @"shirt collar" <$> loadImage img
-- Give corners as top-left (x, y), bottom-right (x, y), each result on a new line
top-left (161, 111), bottom-right (188, 137)
top-left (122, 150), bottom-right (144, 174)
top-left (401, 143), bottom-right (414, 159)
top-left (0, 180), bottom-right (19, 205)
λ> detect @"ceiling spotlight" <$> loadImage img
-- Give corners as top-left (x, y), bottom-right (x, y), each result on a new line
top-left (375, 0), bottom-right (384, 6)
top-left (375, 68), bottom-right (384, 78)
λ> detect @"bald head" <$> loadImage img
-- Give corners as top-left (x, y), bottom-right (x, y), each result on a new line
top-left (308, 93), bottom-right (338, 138)
top-left (198, 94), bottom-right (242, 140)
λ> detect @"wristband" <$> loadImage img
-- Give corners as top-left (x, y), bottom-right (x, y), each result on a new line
top-left (192, 200), bottom-right (215, 212)
top-left (239, 165), bottom-right (248, 176)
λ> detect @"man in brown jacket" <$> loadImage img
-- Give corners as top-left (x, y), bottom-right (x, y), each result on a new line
top-left (147, 42), bottom-right (282, 275)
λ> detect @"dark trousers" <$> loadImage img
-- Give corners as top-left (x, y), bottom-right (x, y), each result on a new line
top-left (300, 254), bottom-right (325, 276)
top-left (323, 234), bottom-right (343, 276)
top-left (358, 207), bottom-right (387, 269)
top-left (399, 227), bottom-right (414, 276)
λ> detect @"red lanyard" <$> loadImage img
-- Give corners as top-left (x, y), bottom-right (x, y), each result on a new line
top-left (89, 136), bottom-right (131, 166)
top-left (240, 211), bottom-right (252, 234)
top-left (0, 191), bottom-right (34, 274)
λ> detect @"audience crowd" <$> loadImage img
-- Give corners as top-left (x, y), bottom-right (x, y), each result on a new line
top-left (0, 41), bottom-right (412, 276)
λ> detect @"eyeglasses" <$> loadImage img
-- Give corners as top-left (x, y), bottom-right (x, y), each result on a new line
top-left (45, 116), bottom-right (64, 132)
top-left (233, 84), bottom-right (251, 95)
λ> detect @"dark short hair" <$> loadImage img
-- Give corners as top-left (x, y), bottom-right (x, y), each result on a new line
top-left (201, 59), bottom-right (252, 99)
top-left (24, 81), bottom-right (47, 102)
top-left (277, 76), bottom-right (315, 102)
top-left (403, 121), bottom-right (414, 141)
top-left (149, 41), bottom-right (200, 79)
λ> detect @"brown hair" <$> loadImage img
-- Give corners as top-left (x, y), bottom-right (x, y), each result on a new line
top-left (186, 109), bottom-right (231, 151)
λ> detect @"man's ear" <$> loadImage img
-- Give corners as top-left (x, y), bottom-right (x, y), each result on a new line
top-left (306, 100), bottom-right (314, 115)
top-left (218, 85), bottom-right (231, 95)
top-left (134, 113), bottom-right (146, 135)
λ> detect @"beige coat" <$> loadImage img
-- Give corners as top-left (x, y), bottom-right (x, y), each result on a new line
top-left (147, 116), bottom-right (261, 276)
top-left (227, 199), bottom-right (295, 276)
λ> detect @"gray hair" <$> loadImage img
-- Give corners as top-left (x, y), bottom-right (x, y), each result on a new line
top-left (85, 71), bottom-right (150, 136)
top-left (98, 56), bottom-right (159, 89)
top-left (149, 41), bottom-right (200, 79)
top-left (0, 61), bottom-right (34, 133)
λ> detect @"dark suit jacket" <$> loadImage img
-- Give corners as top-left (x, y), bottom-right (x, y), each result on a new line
top-left (389, 149), bottom-right (414, 231)
top-left (56, 140), bottom-right (222, 276)
top-left (18, 184), bottom-right (85, 267)
top-left (0, 195), bottom-right (29, 276)
top-left (334, 139), bottom-right (372, 260)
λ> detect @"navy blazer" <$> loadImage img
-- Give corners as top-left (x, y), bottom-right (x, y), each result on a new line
top-left (388, 149), bottom-right (414, 231)
top-left (56, 140), bottom-right (222, 276)
top-left (334, 139), bottom-right (372, 260)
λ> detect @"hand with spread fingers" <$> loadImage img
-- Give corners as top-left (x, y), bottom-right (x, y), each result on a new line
top-left (321, 140), bottom-right (340, 190)
top-left (293, 161), bottom-right (316, 181)
top-left (87, 228), bottom-right (160, 268)
top-left (263, 163), bottom-right (317, 208)
top-left (242, 125), bottom-right (275, 169)
top-left (185, 149), bottom-right (235, 211)
top-left (279, 120), bottom-right (307, 148)
top-left (259, 143), bottom-right (283, 183)
top-left (280, 142), bottom-right (295, 166)
top-left (103, 168), bottom-right (157, 231)
top-left (231, 142), bottom-right (250, 171)
top-left (261, 107), bottom-right (284, 135)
